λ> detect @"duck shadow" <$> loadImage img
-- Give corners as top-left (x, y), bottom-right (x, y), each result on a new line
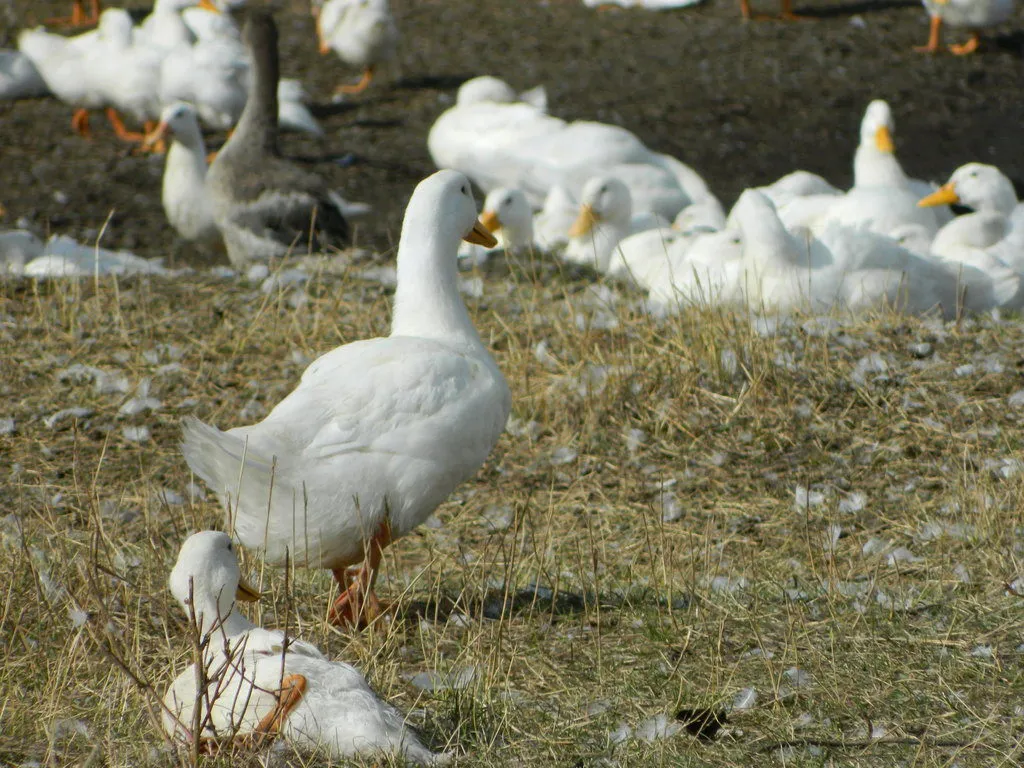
top-left (392, 74), bottom-right (475, 91)
top-left (796, 0), bottom-right (916, 17)
top-left (397, 583), bottom-right (595, 625)
top-left (990, 30), bottom-right (1024, 57)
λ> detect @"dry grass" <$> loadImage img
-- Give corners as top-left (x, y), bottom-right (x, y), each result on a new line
top-left (2, 255), bottom-right (1024, 767)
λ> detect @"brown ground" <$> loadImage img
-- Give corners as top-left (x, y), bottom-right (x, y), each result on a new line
top-left (2, 0), bottom-right (1022, 265)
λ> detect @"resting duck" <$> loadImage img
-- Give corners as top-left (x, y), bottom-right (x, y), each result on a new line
top-left (205, 11), bottom-right (352, 265)
top-left (162, 531), bottom-right (438, 764)
top-left (181, 170), bottom-right (510, 629)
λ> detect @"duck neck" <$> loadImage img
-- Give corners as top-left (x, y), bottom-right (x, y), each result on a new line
top-left (193, 596), bottom-right (255, 644)
top-left (853, 146), bottom-right (908, 189)
top-left (235, 31), bottom-right (279, 155)
top-left (391, 229), bottom-right (480, 345)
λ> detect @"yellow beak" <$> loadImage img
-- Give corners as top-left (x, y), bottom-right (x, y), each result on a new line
top-left (568, 204), bottom-right (598, 238)
top-left (918, 182), bottom-right (959, 208)
top-left (479, 209), bottom-right (502, 233)
top-left (874, 126), bottom-right (894, 154)
top-left (463, 219), bottom-right (498, 248)
top-left (141, 120), bottom-right (169, 151)
top-left (235, 577), bottom-right (262, 602)
top-left (197, 0), bottom-right (221, 12)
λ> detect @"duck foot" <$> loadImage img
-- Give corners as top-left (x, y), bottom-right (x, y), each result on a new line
top-left (335, 67), bottom-right (374, 95)
top-left (46, 0), bottom-right (101, 27)
top-left (949, 33), bottom-right (980, 55)
top-left (71, 108), bottom-right (91, 139)
top-left (327, 519), bottom-right (392, 629)
top-left (914, 16), bottom-right (942, 53)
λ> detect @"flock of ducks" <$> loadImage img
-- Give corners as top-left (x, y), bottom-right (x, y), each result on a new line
top-left (433, 86), bottom-right (1024, 319)
top-left (1, 0), bottom-right (1021, 763)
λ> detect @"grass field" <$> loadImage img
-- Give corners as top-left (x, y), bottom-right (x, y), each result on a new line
top-left (2, 254), bottom-right (1024, 766)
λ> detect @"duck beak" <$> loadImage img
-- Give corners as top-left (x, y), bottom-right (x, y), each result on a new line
top-left (197, 0), bottom-right (221, 12)
top-left (141, 120), bottom-right (169, 151)
top-left (235, 577), bottom-right (262, 602)
top-left (568, 204), bottom-right (598, 237)
top-left (918, 182), bottom-right (959, 207)
top-left (464, 219), bottom-right (498, 248)
top-left (479, 209), bottom-right (502, 233)
top-left (874, 126), bottom-right (894, 153)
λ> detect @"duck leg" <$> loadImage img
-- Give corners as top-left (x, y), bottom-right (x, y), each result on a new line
top-left (71, 108), bottom-right (92, 138)
top-left (914, 15), bottom-right (942, 53)
top-left (253, 674), bottom-right (307, 740)
top-left (328, 519), bottom-right (392, 628)
top-left (777, 0), bottom-right (812, 21)
top-left (336, 67), bottom-right (375, 95)
top-left (105, 108), bottom-right (149, 143)
top-left (46, 0), bottom-right (101, 27)
top-left (949, 31), bottom-right (980, 55)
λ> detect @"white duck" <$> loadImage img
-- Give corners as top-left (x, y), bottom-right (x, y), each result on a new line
top-left (813, 100), bottom-right (947, 239)
top-left (646, 228), bottom-right (745, 311)
top-left (89, 8), bottom-right (165, 143)
top-left (0, 50), bottom-right (49, 101)
top-left (459, 187), bottom-right (535, 266)
top-left (533, 185), bottom-right (579, 250)
top-left (162, 531), bottom-right (438, 764)
top-left (134, 0), bottom-right (203, 53)
top-left (18, 23), bottom-right (106, 137)
top-left (166, 8), bottom-right (323, 135)
top-left (316, 0), bottom-right (399, 95)
top-left (606, 226), bottom-right (690, 288)
top-left (919, 163), bottom-right (1024, 271)
top-left (144, 102), bottom-right (219, 244)
top-left (915, 0), bottom-right (1014, 54)
top-left (181, 169), bottom-right (510, 628)
top-left (564, 176), bottom-right (665, 272)
top-left (730, 190), bottom-right (840, 314)
top-left (428, 75), bottom-right (718, 222)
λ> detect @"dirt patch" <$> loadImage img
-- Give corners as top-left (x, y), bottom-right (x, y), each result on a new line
top-left (2, 0), bottom-right (1022, 265)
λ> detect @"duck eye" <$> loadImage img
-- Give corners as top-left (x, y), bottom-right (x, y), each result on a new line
top-left (227, 541), bottom-right (233, 552)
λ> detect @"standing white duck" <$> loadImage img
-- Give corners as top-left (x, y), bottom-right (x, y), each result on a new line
top-left (181, 169), bottom-right (510, 628)
top-left (915, 0), bottom-right (1014, 54)
top-left (145, 101), bottom-right (220, 245)
top-left (316, 0), bottom-right (399, 95)
top-left (162, 531), bottom-right (438, 764)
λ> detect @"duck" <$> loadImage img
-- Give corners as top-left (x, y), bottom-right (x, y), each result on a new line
top-left (88, 8), bottom-right (166, 146)
top-left (646, 228), bottom-right (745, 312)
top-left (135, 0), bottom-right (205, 53)
top-left (811, 100), bottom-right (948, 239)
top-left (459, 187), bottom-right (535, 266)
top-left (164, 8), bottom-right (323, 136)
top-left (919, 163), bottom-right (1024, 270)
top-left (428, 75), bottom-right (718, 222)
top-left (563, 176), bottom-right (666, 272)
top-left (144, 102), bottom-right (220, 245)
top-left (204, 11), bottom-right (352, 266)
top-left (18, 22), bottom-right (106, 138)
top-left (915, 0), bottom-right (1014, 54)
top-left (0, 50), bottom-right (50, 101)
top-left (162, 531), bottom-right (438, 764)
top-left (605, 225), bottom-right (691, 288)
top-left (316, 0), bottom-right (399, 95)
top-left (180, 169), bottom-right (510, 628)
top-left (533, 185), bottom-right (580, 250)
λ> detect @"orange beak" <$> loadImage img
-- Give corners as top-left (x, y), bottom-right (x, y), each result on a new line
top-left (463, 219), bottom-right (498, 248)
top-left (197, 0), bottom-right (221, 12)
top-left (568, 204), bottom-right (598, 238)
top-left (235, 576), bottom-right (261, 602)
top-left (918, 182), bottom-right (959, 208)
top-left (874, 126), bottom-right (894, 153)
top-left (141, 120), bottom-right (169, 151)
top-left (479, 209), bottom-right (502, 233)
